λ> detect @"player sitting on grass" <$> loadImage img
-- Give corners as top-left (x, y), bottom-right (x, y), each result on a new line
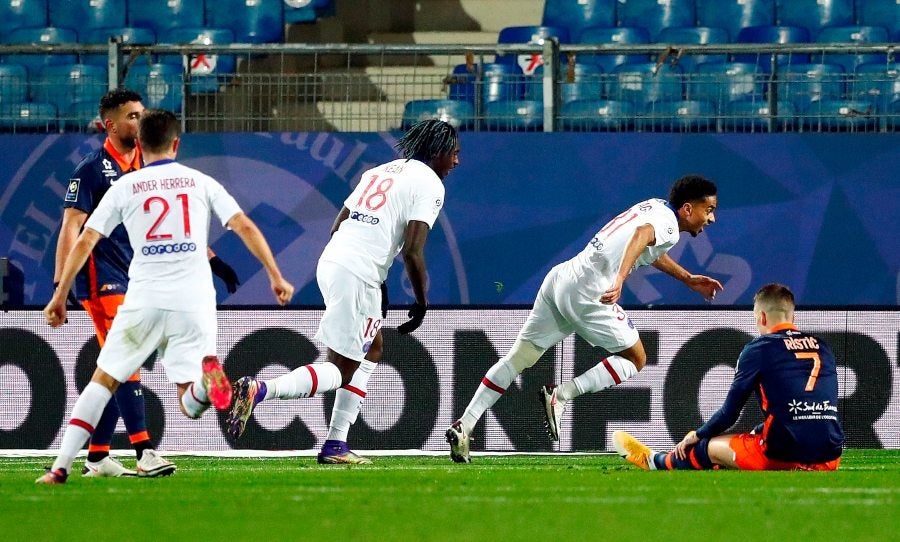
top-left (613, 283), bottom-right (844, 471)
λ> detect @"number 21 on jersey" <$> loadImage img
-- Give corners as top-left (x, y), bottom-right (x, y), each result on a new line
top-left (144, 193), bottom-right (191, 240)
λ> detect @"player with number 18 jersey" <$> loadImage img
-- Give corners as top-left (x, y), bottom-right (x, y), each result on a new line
top-left (319, 158), bottom-right (445, 288)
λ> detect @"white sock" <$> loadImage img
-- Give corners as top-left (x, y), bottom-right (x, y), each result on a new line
top-left (267, 363), bottom-right (343, 399)
top-left (181, 382), bottom-right (210, 418)
top-left (52, 382), bottom-right (112, 473)
top-left (458, 358), bottom-right (519, 435)
top-left (556, 355), bottom-right (639, 401)
top-left (326, 360), bottom-right (377, 442)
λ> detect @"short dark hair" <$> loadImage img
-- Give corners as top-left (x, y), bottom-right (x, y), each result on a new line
top-left (668, 174), bottom-right (717, 208)
top-left (395, 119), bottom-right (458, 162)
top-left (754, 283), bottom-right (795, 312)
top-left (138, 109), bottom-right (180, 153)
top-left (98, 88), bottom-right (142, 120)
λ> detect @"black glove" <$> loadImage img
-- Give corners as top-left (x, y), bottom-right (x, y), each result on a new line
top-left (209, 256), bottom-right (240, 293)
top-left (53, 281), bottom-right (80, 310)
top-left (380, 282), bottom-right (389, 318)
top-left (397, 302), bottom-right (427, 334)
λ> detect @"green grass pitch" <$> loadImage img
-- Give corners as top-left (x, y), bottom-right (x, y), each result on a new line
top-left (2, 450), bottom-right (898, 541)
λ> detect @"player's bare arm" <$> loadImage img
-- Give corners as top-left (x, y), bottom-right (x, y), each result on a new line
top-left (395, 220), bottom-right (431, 334)
top-left (600, 223), bottom-right (655, 305)
top-left (226, 212), bottom-right (294, 305)
top-left (652, 254), bottom-right (723, 301)
top-left (46, 228), bottom-right (104, 327)
top-left (401, 220), bottom-right (431, 306)
top-left (53, 208), bottom-right (88, 283)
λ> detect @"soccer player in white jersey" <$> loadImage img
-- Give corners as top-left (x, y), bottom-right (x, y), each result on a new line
top-left (226, 119), bottom-right (459, 464)
top-left (446, 175), bottom-right (723, 463)
top-left (37, 109), bottom-right (294, 484)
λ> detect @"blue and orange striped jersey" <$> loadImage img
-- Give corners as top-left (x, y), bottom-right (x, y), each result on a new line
top-left (696, 323), bottom-right (844, 463)
top-left (64, 138), bottom-right (142, 300)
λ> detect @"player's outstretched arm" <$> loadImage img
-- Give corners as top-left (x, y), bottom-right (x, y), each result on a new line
top-left (652, 254), bottom-right (723, 301)
top-left (46, 228), bottom-right (103, 327)
top-left (226, 212), bottom-right (294, 305)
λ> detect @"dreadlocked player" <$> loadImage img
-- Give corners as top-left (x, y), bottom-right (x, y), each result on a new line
top-left (226, 119), bottom-right (460, 463)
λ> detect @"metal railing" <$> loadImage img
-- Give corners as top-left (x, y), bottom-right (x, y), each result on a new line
top-left (0, 40), bottom-right (896, 133)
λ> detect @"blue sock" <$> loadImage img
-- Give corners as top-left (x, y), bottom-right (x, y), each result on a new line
top-left (87, 398), bottom-right (120, 462)
top-left (255, 381), bottom-right (267, 405)
top-left (655, 438), bottom-right (715, 470)
top-left (116, 380), bottom-right (151, 459)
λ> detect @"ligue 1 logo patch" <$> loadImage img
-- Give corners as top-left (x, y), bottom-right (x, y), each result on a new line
top-left (65, 179), bottom-right (80, 202)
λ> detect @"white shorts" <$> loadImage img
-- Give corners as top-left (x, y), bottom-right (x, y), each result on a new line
top-left (314, 260), bottom-right (382, 362)
top-left (96, 306), bottom-right (217, 384)
top-left (518, 263), bottom-right (640, 352)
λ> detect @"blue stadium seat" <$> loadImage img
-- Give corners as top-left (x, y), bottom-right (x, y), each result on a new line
top-left (735, 25), bottom-right (811, 65)
top-left (696, 0), bottom-right (775, 41)
top-left (801, 99), bottom-right (877, 131)
top-left (814, 26), bottom-right (890, 73)
top-left (558, 99), bottom-right (636, 131)
top-left (161, 28), bottom-right (236, 93)
top-left (852, 62), bottom-right (900, 112)
top-left (724, 99), bottom-right (796, 131)
top-left (776, 0), bottom-right (854, 38)
top-left (49, 0), bottom-right (126, 35)
top-left (0, 0), bottom-right (48, 41)
top-left (855, 0), bottom-right (900, 36)
top-left (401, 99), bottom-right (474, 131)
top-left (576, 26), bottom-right (650, 73)
top-left (776, 63), bottom-right (846, 112)
top-left (33, 64), bottom-right (106, 128)
top-left (656, 27), bottom-right (729, 72)
top-left (483, 100), bottom-right (543, 131)
top-left (123, 62), bottom-right (183, 111)
top-left (0, 102), bottom-right (57, 132)
top-left (33, 63), bottom-right (106, 115)
top-left (496, 26), bottom-right (570, 75)
top-left (616, 0), bottom-right (696, 41)
top-left (3, 27), bottom-right (79, 76)
top-left (205, 0), bottom-right (284, 43)
top-left (127, 0), bottom-right (204, 36)
top-left (479, 63), bottom-right (525, 104)
top-left (609, 62), bottom-right (684, 113)
top-left (689, 62), bottom-right (767, 112)
top-left (526, 63), bottom-right (603, 104)
top-left (542, 0), bottom-right (616, 41)
top-left (284, 0), bottom-right (335, 24)
top-left (642, 99), bottom-right (717, 132)
top-left (0, 65), bottom-right (28, 113)
top-left (81, 27), bottom-right (157, 65)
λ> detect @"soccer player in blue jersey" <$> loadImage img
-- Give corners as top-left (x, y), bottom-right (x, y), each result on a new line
top-left (52, 89), bottom-right (240, 478)
top-left (613, 283), bottom-right (844, 471)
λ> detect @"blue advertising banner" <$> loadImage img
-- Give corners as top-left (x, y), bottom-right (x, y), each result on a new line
top-left (1, 132), bottom-right (897, 306)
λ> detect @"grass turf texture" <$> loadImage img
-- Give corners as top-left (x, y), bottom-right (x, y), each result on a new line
top-left (3, 450), bottom-right (898, 541)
